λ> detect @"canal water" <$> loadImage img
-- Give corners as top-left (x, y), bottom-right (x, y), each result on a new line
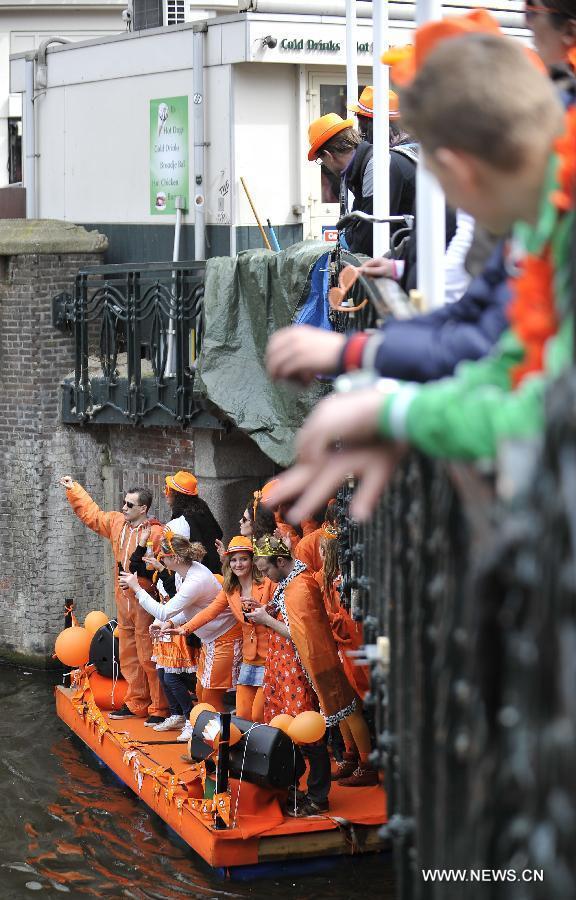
top-left (0, 667), bottom-right (394, 899)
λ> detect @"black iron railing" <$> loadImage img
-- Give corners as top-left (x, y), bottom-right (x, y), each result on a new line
top-left (338, 456), bottom-right (499, 898)
top-left (58, 261), bottom-right (222, 429)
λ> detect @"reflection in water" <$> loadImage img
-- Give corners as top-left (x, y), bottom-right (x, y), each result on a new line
top-left (0, 667), bottom-right (393, 899)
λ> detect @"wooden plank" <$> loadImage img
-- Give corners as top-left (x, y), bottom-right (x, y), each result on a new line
top-left (258, 825), bottom-right (389, 862)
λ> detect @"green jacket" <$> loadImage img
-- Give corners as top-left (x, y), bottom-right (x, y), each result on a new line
top-left (377, 155), bottom-right (574, 460)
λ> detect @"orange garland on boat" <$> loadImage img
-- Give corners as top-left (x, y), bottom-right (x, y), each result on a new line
top-left (507, 106), bottom-right (576, 388)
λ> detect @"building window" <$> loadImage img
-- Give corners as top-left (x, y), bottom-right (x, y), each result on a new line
top-left (133, 0), bottom-right (163, 31)
top-left (8, 118), bottom-right (22, 184)
top-left (164, 0), bottom-right (185, 25)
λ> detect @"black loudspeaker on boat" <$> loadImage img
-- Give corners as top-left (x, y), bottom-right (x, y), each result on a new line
top-left (190, 711), bottom-right (306, 790)
top-left (89, 619), bottom-right (121, 679)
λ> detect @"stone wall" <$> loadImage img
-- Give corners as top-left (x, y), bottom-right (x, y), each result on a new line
top-left (0, 222), bottom-right (274, 666)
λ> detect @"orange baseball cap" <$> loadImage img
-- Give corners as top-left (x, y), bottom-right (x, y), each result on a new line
top-left (381, 9), bottom-right (504, 86)
top-left (308, 113), bottom-right (355, 161)
top-left (165, 470), bottom-right (198, 496)
top-left (224, 536), bottom-right (254, 555)
top-left (347, 86), bottom-right (400, 120)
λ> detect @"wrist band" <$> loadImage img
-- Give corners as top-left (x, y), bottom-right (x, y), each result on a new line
top-left (342, 333), bottom-right (370, 372)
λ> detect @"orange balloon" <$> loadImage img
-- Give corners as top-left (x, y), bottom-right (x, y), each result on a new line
top-left (287, 711), bottom-right (326, 744)
top-left (88, 673), bottom-right (128, 711)
top-left (214, 723), bottom-right (242, 750)
top-left (84, 611), bottom-right (110, 636)
top-left (269, 714), bottom-right (294, 734)
top-left (189, 702), bottom-right (216, 728)
top-left (54, 626), bottom-right (92, 668)
top-left (113, 626), bottom-right (119, 638)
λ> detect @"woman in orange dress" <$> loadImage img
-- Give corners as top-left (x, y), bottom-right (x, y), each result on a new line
top-left (176, 536), bottom-right (274, 722)
top-left (315, 528), bottom-right (378, 787)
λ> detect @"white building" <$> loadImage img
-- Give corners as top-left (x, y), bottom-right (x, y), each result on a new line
top-left (0, 0), bottom-right (130, 186)
top-left (9, 2), bottom-right (528, 263)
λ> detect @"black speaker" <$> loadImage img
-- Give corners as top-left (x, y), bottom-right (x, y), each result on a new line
top-left (89, 620), bottom-right (121, 679)
top-left (190, 712), bottom-right (305, 790)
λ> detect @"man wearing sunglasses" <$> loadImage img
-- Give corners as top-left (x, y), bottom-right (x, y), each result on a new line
top-left (59, 476), bottom-right (169, 724)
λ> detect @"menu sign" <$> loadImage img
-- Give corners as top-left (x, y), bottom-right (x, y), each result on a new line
top-left (149, 96), bottom-right (189, 215)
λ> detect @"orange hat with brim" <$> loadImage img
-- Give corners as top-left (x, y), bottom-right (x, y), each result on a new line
top-left (382, 9), bottom-right (505, 86)
top-left (165, 470), bottom-right (198, 496)
top-left (224, 535), bottom-right (254, 555)
top-left (308, 113), bottom-right (355, 161)
top-left (347, 86), bottom-right (400, 120)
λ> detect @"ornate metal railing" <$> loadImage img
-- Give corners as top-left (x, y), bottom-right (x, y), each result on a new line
top-left (338, 387), bottom-right (576, 897)
top-left (56, 261), bottom-right (221, 428)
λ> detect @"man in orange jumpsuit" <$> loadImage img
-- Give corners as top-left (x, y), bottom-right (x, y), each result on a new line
top-left (60, 476), bottom-right (169, 724)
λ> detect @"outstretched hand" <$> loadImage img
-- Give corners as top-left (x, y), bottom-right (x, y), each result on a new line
top-left (358, 257), bottom-right (395, 279)
top-left (264, 384), bottom-right (405, 522)
top-left (119, 570), bottom-right (139, 592)
top-left (59, 476), bottom-right (74, 490)
top-left (266, 325), bottom-right (346, 385)
top-left (267, 444), bottom-right (406, 523)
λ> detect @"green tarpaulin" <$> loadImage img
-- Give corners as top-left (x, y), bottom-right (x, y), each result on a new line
top-left (195, 241), bottom-right (331, 467)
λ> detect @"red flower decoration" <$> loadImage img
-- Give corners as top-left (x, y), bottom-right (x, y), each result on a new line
top-left (507, 108), bottom-right (576, 388)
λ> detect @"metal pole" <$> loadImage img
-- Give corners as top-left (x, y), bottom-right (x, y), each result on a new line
top-left (372, 0), bottom-right (390, 257)
top-left (214, 712), bottom-right (231, 829)
top-left (416, 0), bottom-right (446, 308)
top-left (24, 55), bottom-right (36, 219)
top-left (193, 25), bottom-right (207, 260)
top-left (345, 0), bottom-right (358, 117)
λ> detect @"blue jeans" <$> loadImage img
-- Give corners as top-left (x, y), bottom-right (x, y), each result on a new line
top-left (161, 670), bottom-right (194, 718)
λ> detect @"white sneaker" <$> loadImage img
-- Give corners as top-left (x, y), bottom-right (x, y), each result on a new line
top-left (177, 722), bottom-right (194, 742)
top-left (153, 714), bottom-right (186, 732)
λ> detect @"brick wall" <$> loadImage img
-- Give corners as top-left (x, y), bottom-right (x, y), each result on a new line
top-left (0, 249), bottom-right (274, 665)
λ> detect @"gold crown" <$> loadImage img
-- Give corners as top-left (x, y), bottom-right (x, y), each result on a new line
top-left (252, 534), bottom-right (291, 558)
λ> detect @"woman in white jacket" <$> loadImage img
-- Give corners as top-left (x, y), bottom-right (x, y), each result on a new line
top-left (120, 531), bottom-right (242, 742)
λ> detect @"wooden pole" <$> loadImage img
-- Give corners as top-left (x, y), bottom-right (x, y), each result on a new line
top-left (240, 177), bottom-right (272, 251)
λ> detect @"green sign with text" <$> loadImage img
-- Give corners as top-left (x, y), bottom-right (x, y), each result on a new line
top-left (149, 96), bottom-right (189, 215)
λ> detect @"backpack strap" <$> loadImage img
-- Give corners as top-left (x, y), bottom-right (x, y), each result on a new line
top-left (391, 144), bottom-right (419, 166)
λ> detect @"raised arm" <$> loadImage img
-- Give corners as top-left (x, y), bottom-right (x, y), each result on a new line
top-left (60, 478), bottom-right (120, 540)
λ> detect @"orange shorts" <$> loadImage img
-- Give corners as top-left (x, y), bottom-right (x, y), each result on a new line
top-left (197, 624), bottom-right (243, 690)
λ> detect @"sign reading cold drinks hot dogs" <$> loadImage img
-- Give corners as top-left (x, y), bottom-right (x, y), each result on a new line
top-left (149, 96), bottom-right (189, 216)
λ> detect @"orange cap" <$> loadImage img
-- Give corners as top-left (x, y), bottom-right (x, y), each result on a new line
top-left (308, 113), bottom-right (355, 161)
top-left (224, 535), bottom-right (254, 555)
top-left (165, 470), bottom-right (198, 496)
top-left (381, 9), bottom-right (503, 86)
top-left (347, 86), bottom-right (400, 120)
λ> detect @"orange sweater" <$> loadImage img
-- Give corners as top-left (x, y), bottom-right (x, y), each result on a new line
top-left (283, 568), bottom-right (356, 719)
